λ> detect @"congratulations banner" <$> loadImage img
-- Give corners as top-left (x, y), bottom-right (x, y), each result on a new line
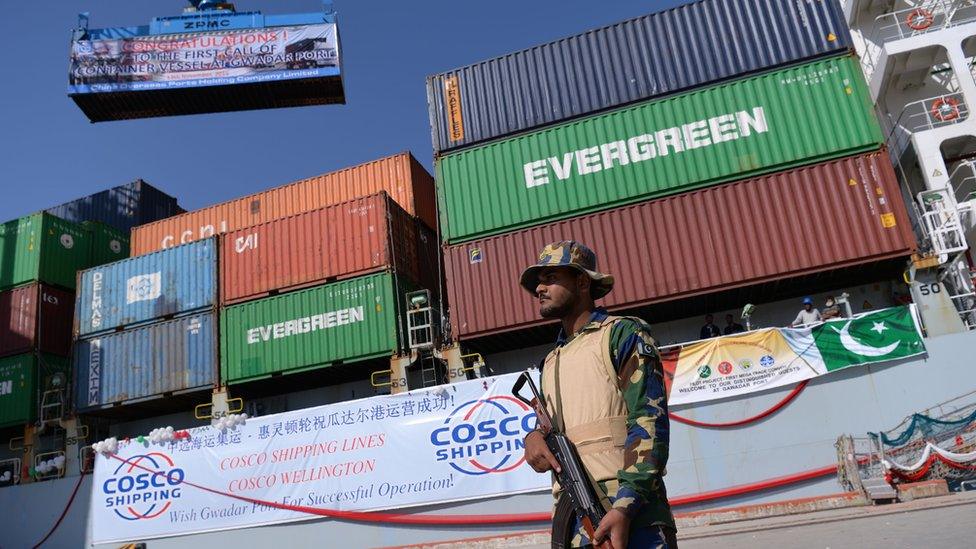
top-left (661, 306), bottom-right (925, 405)
top-left (89, 373), bottom-right (548, 544)
top-left (69, 23), bottom-right (339, 94)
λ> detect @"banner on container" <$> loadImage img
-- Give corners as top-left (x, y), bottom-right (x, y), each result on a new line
top-left (661, 306), bottom-right (925, 405)
top-left (69, 24), bottom-right (339, 94)
top-left (89, 373), bottom-right (548, 543)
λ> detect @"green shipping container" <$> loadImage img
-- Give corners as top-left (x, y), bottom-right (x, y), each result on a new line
top-left (0, 353), bottom-right (69, 429)
top-left (0, 213), bottom-right (92, 291)
top-left (221, 272), bottom-right (410, 384)
top-left (436, 55), bottom-right (883, 243)
top-left (83, 221), bottom-right (130, 267)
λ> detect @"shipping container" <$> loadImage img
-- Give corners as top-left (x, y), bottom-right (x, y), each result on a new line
top-left (83, 221), bottom-right (130, 267)
top-left (436, 55), bottom-right (881, 243)
top-left (45, 180), bottom-right (183, 233)
top-left (0, 353), bottom-right (69, 429)
top-left (75, 239), bottom-right (216, 337)
top-left (73, 313), bottom-right (216, 411)
top-left (0, 284), bottom-right (74, 359)
top-left (0, 213), bottom-right (93, 291)
top-left (221, 272), bottom-right (414, 384)
top-left (427, 0), bottom-right (852, 153)
top-left (443, 150), bottom-right (916, 339)
top-left (131, 153), bottom-right (437, 256)
top-left (221, 193), bottom-right (438, 305)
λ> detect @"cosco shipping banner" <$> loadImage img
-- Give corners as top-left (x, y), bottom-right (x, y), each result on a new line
top-left (89, 373), bottom-right (548, 544)
top-left (69, 24), bottom-right (339, 94)
top-left (661, 306), bottom-right (926, 405)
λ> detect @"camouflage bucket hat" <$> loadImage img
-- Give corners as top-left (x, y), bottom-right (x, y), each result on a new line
top-left (519, 240), bottom-right (614, 299)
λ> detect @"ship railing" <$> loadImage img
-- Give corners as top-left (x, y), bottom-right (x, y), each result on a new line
top-left (886, 92), bottom-right (969, 161)
top-left (918, 184), bottom-right (970, 261)
top-left (941, 252), bottom-right (976, 328)
top-left (836, 434), bottom-right (886, 491)
top-left (861, 0), bottom-right (976, 76)
top-left (0, 458), bottom-right (21, 487)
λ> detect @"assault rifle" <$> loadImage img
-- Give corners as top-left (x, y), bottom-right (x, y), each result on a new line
top-left (513, 371), bottom-right (614, 549)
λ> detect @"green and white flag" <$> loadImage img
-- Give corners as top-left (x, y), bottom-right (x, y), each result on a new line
top-left (812, 306), bottom-right (925, 371)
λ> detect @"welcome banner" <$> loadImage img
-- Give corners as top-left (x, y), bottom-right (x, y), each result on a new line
top-left (661, 306), bottom-right (926, 405)
top-left (89, 373), bottom-right (548, 544)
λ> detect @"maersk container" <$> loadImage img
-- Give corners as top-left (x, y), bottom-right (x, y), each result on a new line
top-left (427, 0), bottom-right (852, 153)
top-left (221, 193), bottom-right (438, 305)
top-left (0, 213), bottom-right (93, 291)
top-left (75, 239), bottom-right (216, 337)
top-left (221, 272), bottom-right (412, 384)
top-left (131, 153), bottom-right (437, 256)
top-left (443, 150), bottom-right (916, 340)
top-left (436, 55), bottom-right (882, 243)
top-left (0, 353), bottom-right (69, 429)
top-left (45, 180), bottom-right (183, 233)
top-left (0, 284), bottom-right (74, 359)
top-left (73, 313), bottom-right (216, 411)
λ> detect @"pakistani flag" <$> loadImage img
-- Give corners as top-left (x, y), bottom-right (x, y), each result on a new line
top-left (811, 307), bottom-right (925, 371)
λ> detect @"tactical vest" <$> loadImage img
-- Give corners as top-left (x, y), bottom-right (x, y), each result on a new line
top-left (541, 315), bottom-right (633, 499)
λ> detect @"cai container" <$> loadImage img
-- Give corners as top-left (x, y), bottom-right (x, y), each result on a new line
top-left (443, 150), bottom-right (916, 339)
top-left (427, 0), bottom-right (852, 153)
top-left (0, 284), bottom-right (74, 359)
top-left (75, 239), bottom-right (216, 337)
top-left (436, 55), bottom-right (882, 243)
top-left (73, 312), bottom-right (216, 411)
top-left (130, 153), bottom-right (436, 256)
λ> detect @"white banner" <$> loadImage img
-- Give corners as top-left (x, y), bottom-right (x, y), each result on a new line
top-left (90, 373), bottom-right (548, 544)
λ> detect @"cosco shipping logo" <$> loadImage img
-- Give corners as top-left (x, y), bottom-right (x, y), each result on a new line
top-left (430, 396), bottom-right (535, 476)
top-left (102, 453), bottom-right (184, 520)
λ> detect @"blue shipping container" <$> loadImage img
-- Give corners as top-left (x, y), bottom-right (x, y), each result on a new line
top-left (74, 312), bottom-right (215, 411)
top-left (45, 179), bottom-right (183, 233)
top-left (426, 0), bottom-right (852, 154)
top-left (74, 239), bottom-right (216, 337)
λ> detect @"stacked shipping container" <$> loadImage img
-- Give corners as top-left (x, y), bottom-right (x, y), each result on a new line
top-left (428, 0), bottom-right (916, 343)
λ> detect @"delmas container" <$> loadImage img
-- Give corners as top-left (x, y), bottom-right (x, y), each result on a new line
top-left (0, 284), bottom-right (74, 359)
top-left (436, 55), bottom-right (881, 243)
top-left (45, 180), bottom-right (183, 233)
top-left (0, 212), bottom-right (124, 291)
top-left (75, 239), bottom-right (216, 337)
top-left (131, 153), bottom-right (436, 256)
top-left (220, 193), bottom-right (438, 305)
top-left (221, 272), bottom-right (415, 384)
top-left (443, 150), bottom-right (916, 340)
top-left (427, 0), bottom-right (852, 153)
top-left (0, 353), bottom-right (69, 428)
top-left (74, 313), bottom-right (215, 411)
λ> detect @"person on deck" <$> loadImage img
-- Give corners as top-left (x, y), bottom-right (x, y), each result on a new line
top-left (791, 297), bottom-right (822, 327)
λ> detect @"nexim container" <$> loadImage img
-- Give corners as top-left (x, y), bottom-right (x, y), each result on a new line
top-left (427, 0), bottom-right (852, 153)
top-left (221, 193), bottom-right (438, 305)
top-left (444, 150), bottom-right (916, 340)
top-left (75, 239), bottom-right (216, 337)
top-left (45, 180), bottom-right (183, 233)
top-left (131, 153), bottom-right (437, 256)
top-left (436, 55), bottom-right (882, 244)
top-left (0, 213), bottom-right (92, 291)
top-left (221, 272), bottom-right (414, 384)
top-left (73, 313), bottom-right (215, 411)
top-left (0, 284), bottom-right (74, 359)
top-left (0, 353), bottom-right (69, 428)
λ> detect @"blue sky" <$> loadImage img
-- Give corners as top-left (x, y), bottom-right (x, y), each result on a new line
top-left (0, 0), bottom-right (683, 221)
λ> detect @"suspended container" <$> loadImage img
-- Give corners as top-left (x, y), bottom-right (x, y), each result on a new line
top-left (436, 55), bottom-right (882, 243)
top-left (221, 272), bottom-right (414, 384)
top-left (73, 313), bottom-right (216, 411)
top-left (427, 0), bottom-right (852, 153)
top-left (443, 150), bottom-right (917, 340)
top-left (0, 353), bottom-right (70, 429)
top-left (0, 284), bottom-right (74, 359)
top-left (68, 5), bottom-right (344, 122)
top-left (45, 180), bottom-right (183, 233)
top-left (131, 152), bottom-right (436, 256)
top-left (75, 239), bottom-right (216, 337)
top-left (220, 193), bottom-right (438, 305)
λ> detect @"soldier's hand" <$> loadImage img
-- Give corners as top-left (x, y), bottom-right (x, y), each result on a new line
top-left (523, 430), bottom-right (561, 473)
top-left (593, 508), bottom-right (630, 549)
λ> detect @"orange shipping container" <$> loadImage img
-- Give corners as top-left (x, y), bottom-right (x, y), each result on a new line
top-left (130, 153), bottom-right (436, 256)
top-left (220, 193), bottom-right (438, 305)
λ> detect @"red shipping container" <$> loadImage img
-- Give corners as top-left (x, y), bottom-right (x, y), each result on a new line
top-left (443, 150), bottom-right (917, 340)
top-left (220, 193), bottom-right (439, 305)
top-left (0, 284), bottom-right (74, 358)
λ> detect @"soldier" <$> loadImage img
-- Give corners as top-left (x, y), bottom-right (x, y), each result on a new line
top-left (520, 241), bottom-right (676, 548)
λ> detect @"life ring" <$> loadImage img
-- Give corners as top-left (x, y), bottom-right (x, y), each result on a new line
top-left (931, 97), bottom-right (961, 122)
top-left (905, 8), bottom-right (934, 31)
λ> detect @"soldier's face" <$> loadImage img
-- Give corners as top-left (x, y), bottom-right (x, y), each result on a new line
top-left (535, 267), bottom-right (582, 319)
